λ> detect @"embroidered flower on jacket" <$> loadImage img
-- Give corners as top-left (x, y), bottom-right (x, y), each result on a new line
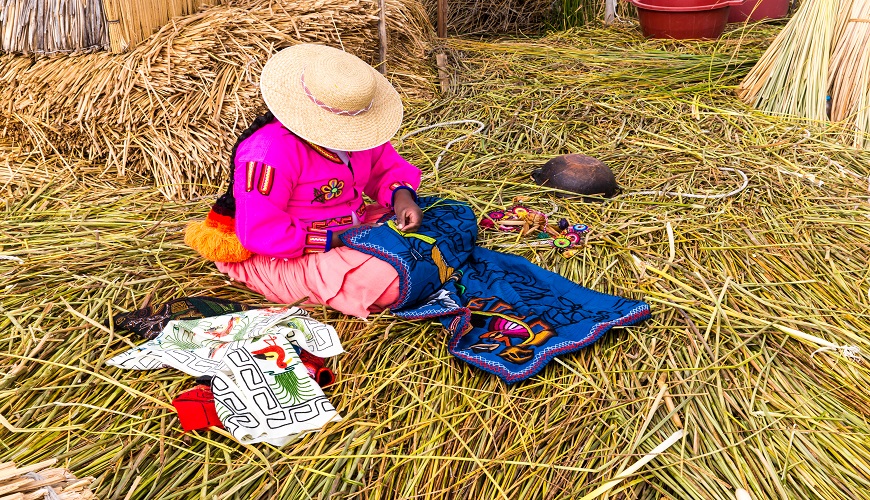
top-left (312, 179), bottom-right (344, 203)
top-left (319, 179), bottom-right (344, 201)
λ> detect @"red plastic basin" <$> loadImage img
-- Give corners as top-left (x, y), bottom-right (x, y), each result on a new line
top-left (728, 0), bottom-right (789, 22)
top-left (634, 0), bottom-right (744, 11)
top-left (631, 0), bottom-right (745, 39)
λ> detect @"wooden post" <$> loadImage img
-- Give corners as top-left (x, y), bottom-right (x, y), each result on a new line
top-left (378, 0), bottom-right (387, 74)
top-left (435, 0), bottom-right (448, 93)
top-left (604, 0), bottom-right (616, 24)
top-left (437, 0), bottom-right (447, 38)
top-left (435, 53), bottom-right (449, 93)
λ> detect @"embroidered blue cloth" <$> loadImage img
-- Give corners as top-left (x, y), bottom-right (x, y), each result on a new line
top-left (340, 197), bottom-right (651, 383)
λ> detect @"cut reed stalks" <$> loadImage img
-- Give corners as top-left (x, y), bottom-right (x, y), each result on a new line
top-left (738, 0), bottom-right (839, 121)
top-left (0, 0), bottom-right (107, 54)
top-left (829, 0), bottom-right (870, 148)
top-left (102, 0), bottom-right (225, 53)
top-left (0, 458), bottom-right (96, 499)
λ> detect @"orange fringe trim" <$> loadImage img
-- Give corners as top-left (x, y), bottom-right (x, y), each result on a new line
top-left (184, 215), bottom-right (252, 263)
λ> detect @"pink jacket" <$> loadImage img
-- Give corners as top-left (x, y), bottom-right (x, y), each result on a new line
top-left (232, 120), bottom-right (421, 259)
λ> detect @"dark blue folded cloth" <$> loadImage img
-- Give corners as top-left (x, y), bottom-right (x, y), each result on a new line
top-left (340, 197), bottom-right (650, 383)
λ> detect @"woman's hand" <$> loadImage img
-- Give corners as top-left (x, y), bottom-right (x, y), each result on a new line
top-left (330, 190), bottom-right (422, 249)
top-left (330, 230), bottom-right (346, 249)
top-left (393, 189), bottom-right (423, 232)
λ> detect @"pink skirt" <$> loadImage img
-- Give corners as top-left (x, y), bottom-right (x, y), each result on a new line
top-left (216, 205), bottom-right (399, 319)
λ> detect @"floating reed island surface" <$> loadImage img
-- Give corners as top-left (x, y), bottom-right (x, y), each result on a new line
top-left (3, 24), bottom-right (870, 500)
top-left (0, 0), bottom-right (434, 200)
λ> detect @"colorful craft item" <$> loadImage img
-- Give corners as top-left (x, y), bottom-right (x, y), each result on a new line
top-left (552, 223), bottom-right (590, 250)
top-left (172, 385), bottom-right (224, 432)
top-left (479, 204), bottom-right (591, 255)
top-left (553, 237), bottom-right (572, 249)
top-left (108, 307), bottom-right (345, 446)
top-left (480, 204), bottom-right (549, 236)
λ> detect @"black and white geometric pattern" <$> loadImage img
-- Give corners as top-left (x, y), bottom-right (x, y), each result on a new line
top-left (107, 307), bottom-right (343, 446)
top-left (213, 343), bottom-right (340, 446)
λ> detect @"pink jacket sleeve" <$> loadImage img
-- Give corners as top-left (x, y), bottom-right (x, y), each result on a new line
top-left (233, 156), bottom-right (329, 259)
top-left (363, 141), bottom-right (422, 208)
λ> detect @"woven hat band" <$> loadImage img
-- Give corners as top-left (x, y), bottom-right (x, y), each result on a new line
top-left (300, 70), bottom-right (374, 117)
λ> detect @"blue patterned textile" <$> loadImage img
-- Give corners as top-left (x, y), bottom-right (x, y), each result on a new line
top-left (340, 197), bottom-right (651, 383)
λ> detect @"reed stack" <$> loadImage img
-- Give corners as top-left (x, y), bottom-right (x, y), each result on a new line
top-left (0, 0), bottom-right (225, 54)
top-left (0, 0), bottom-right (434, 199)
top-left (739, 0), bottom-right (870, 148)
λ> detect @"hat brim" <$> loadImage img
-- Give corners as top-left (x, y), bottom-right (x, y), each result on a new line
top-left (260, 44), bottom-right (403, 152)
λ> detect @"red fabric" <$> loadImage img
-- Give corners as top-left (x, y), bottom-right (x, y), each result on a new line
top-left (172, 385), bottom-right (224, 432)
top-left (205, 210), bottom-right (236, 232)
top-left (300, 350), bottom-right (335, 387)
top-left (205, 210), bottom-right (235, 232)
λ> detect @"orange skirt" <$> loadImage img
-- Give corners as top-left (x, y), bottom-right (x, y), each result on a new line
top-left (216, 206), bottom-right (399, 319)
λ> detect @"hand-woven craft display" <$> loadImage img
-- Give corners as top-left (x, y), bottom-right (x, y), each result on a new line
top-left (108, 307), bottom-right (343, 445)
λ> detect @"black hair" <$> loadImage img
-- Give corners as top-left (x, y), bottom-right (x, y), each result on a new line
top-left (213, 111), bottom-right (275, 217)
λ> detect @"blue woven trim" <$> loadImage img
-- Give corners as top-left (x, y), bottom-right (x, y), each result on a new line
top-left (393, 305), bottom-right (464, 320)
top-left (324, 230), bottom-right (333, 252)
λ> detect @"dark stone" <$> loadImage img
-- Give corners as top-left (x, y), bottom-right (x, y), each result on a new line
top-left (531, 154), bottom-right (619, 198)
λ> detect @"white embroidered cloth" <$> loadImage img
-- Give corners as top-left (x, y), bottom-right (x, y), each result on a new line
top-left (107, 307), bottom-right (343, 446)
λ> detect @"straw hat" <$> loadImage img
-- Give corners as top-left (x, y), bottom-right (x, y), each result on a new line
top-left (259, 44), bottom-right (403, 152)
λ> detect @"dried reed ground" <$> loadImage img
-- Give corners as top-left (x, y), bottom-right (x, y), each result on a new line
top-left (2, 24), bottom-right (870, 499)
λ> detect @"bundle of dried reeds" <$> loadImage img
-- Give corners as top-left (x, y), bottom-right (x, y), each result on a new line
top-left (0, 0), bottom-right (225, 55)
top-left (0, 0), bottom-right (107, 54)
top-left (0, 0), bottom-right (434, 199)
top-left (0, 459), bottom-right (95, 499)
top-left (102, 0), bottom-right (227, 53)
top-left (829, 0), bottom-right (870, 147)
top-left (3, 25), bottom-right (870, 499)
top-left (738, 0), bottom-right (870, 148)
top-left (738, 0), bottom-right (839, 121)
